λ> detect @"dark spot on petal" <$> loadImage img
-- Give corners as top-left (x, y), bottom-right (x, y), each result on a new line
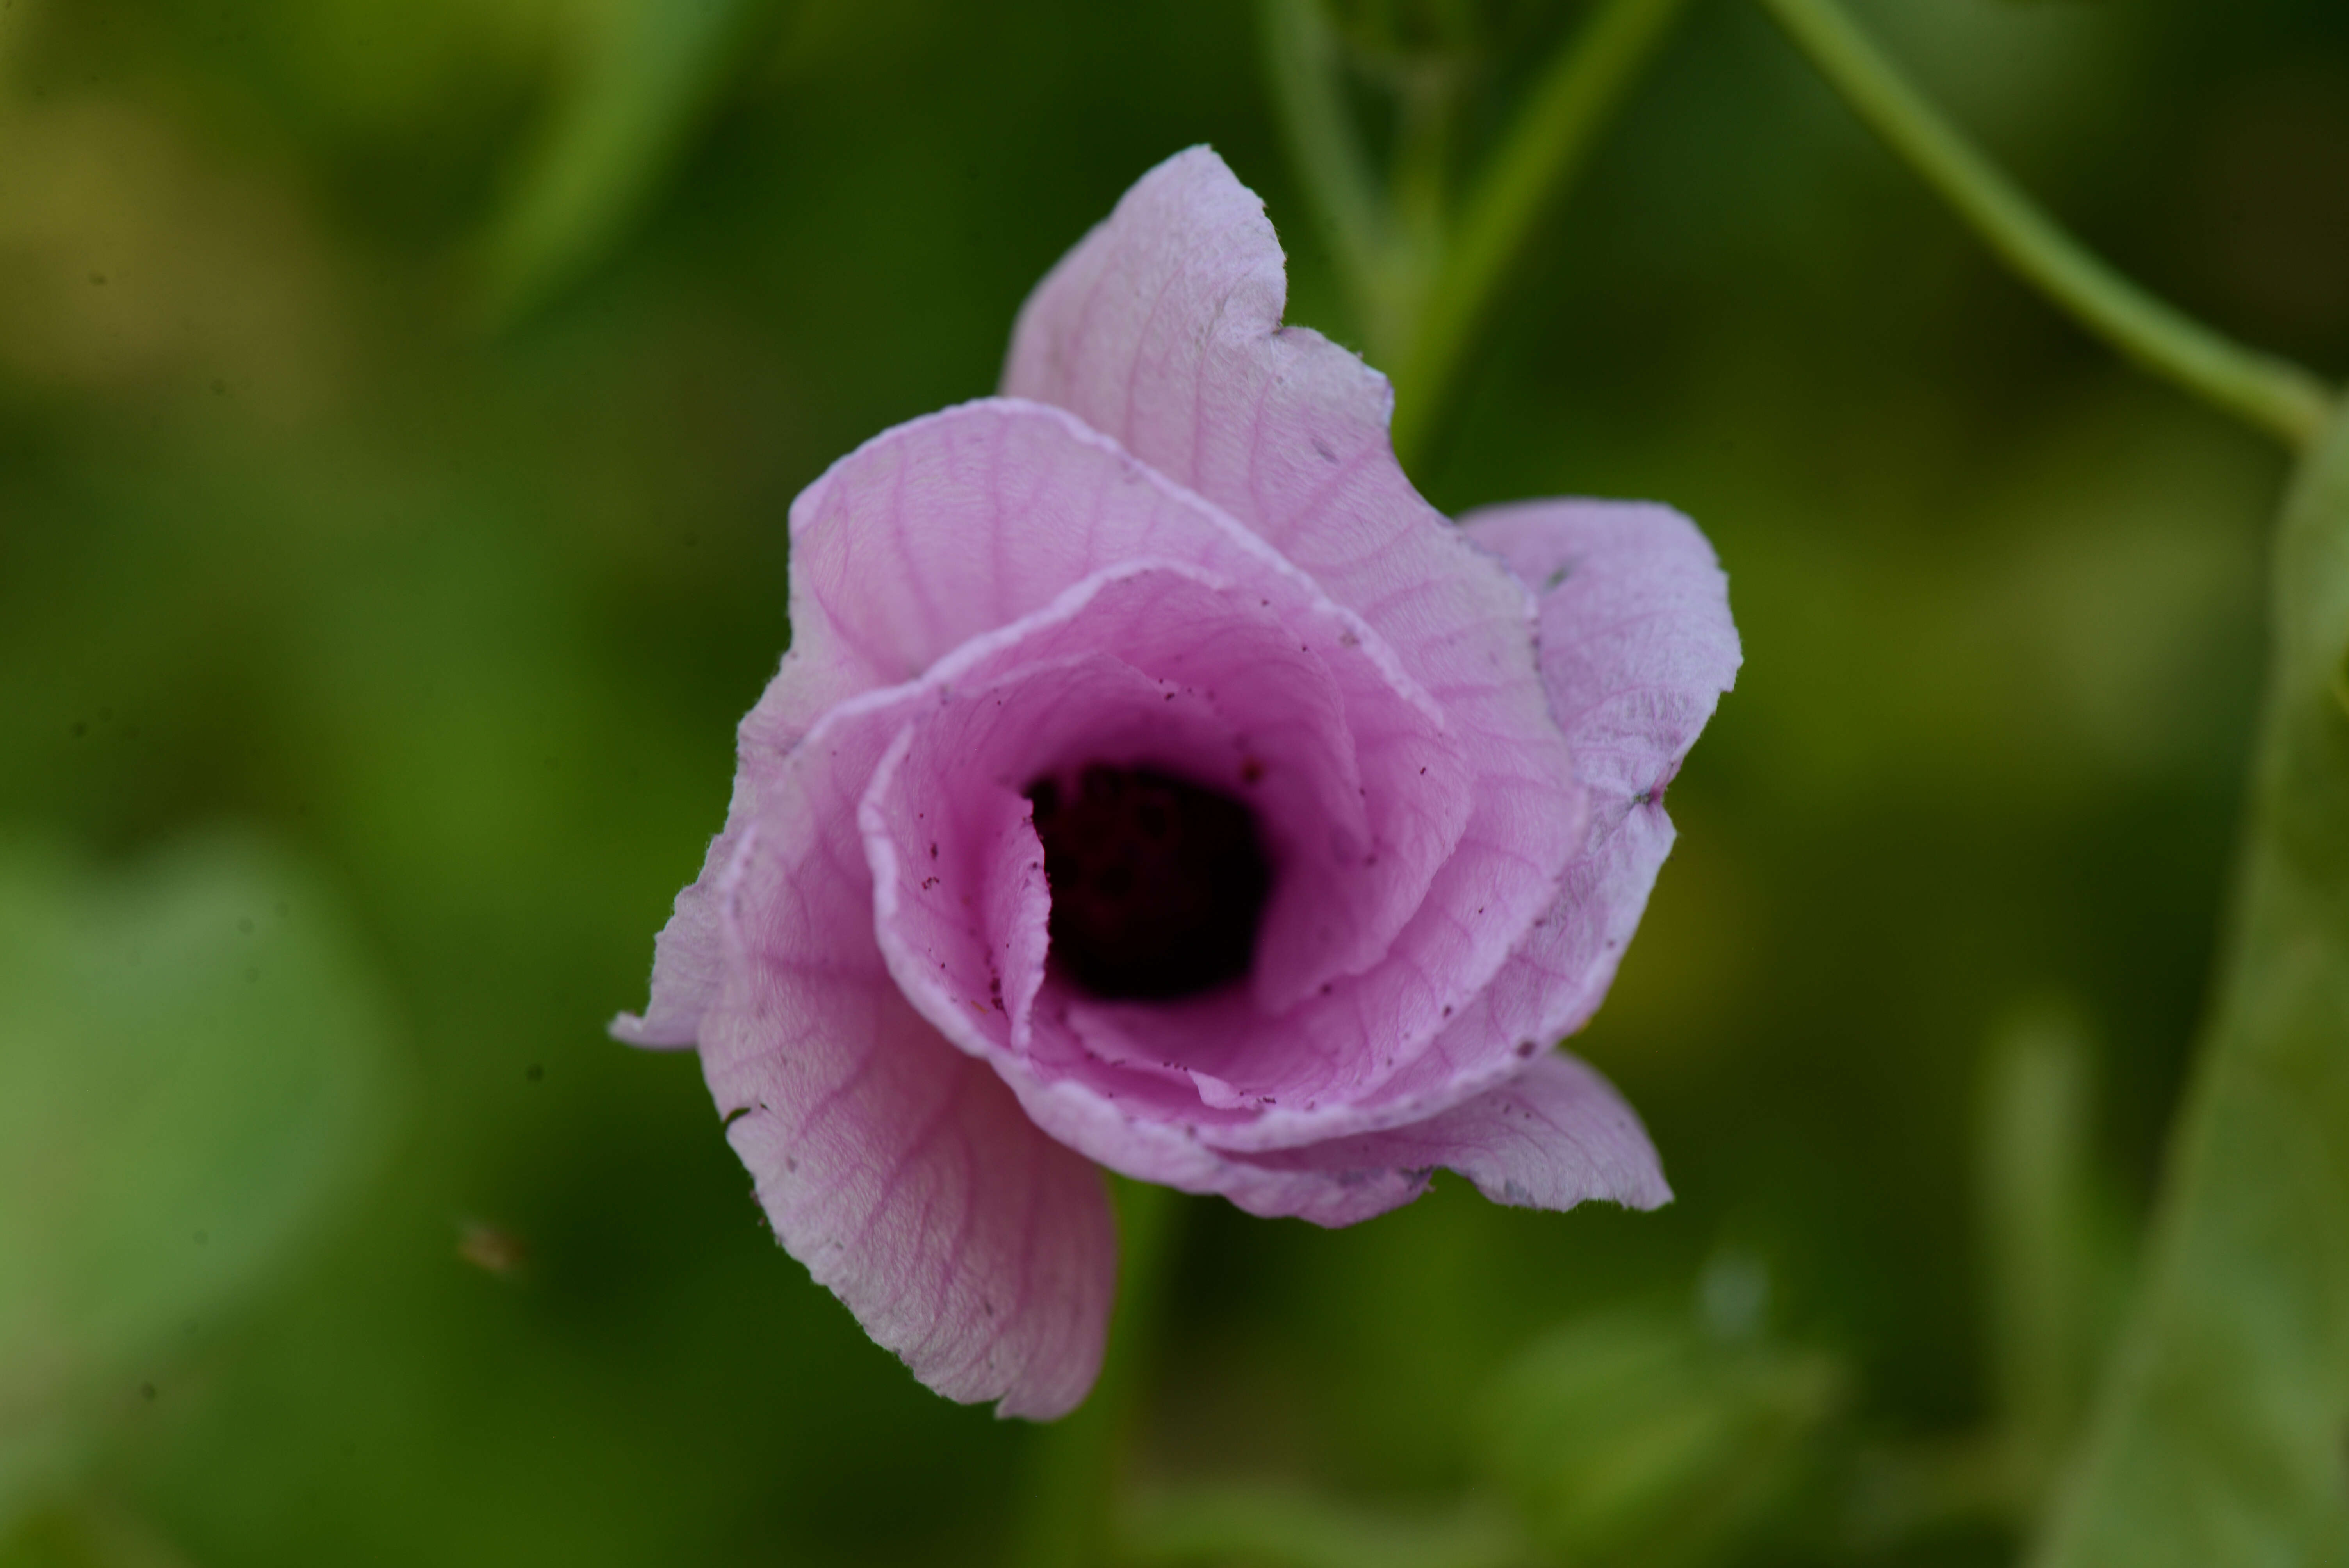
top-left (929, 841), bottom-right (940, 860)
top-left (1516, 1040), bottom-right (1538, 1058)
top-left (1024, 764), bottom-right (1270, 1001)
top-left (1311, 437), bottom-right (1336, 462)
top-left (1239, 757), bottom-right (1265, 786)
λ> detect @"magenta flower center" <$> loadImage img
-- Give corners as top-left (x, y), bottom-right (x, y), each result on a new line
top-left (1025, 764), bottom-right (1271, 1001)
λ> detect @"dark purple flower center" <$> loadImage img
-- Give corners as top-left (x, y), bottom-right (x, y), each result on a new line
top-left (1025, 764), bottom-right (1270, 1001)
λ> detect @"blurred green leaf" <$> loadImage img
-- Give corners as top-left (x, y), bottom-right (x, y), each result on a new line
top-left (0, 835), bottom-right (403, 1521)
top-left (1477, 1310), bottom-right (1842, 1568)
top-left (2032, 412), bottom-right (2349, 1566)
top-left (0, 1500), bottom-right (187, 1568)
top-left (1313, 0), bottom-right (1557, 60)
top-left (1977, 1001), bottom-right (2133, 1512)
top-left (1124, 1484), bottom-right (1530, 1568)
top-left (476, 0), bottom-right (780, 323)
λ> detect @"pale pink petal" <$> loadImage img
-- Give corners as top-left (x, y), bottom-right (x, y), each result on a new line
top-left (1228, 1050), bottom-right (1668, 1213)
top-left (1466, 501), bottom-right (1740, 806)
top-left (854, 587), bottom-right (1590, 1145)
top-left (619, 155), bottom-right (1738, 1423)
top-left (618, 397), bottom-right (1466, 1052)
top-left (1345, 802), bottom-right (1678, 1128)
top-left (789, 397), bottom-right (1316, 686)
top-left (610, 884), bottom-right (725, 1048)
top-left (667, 398), bottom-right (1529, 1109)
top-left (1458, 498), bottom-right (1738, 1034)
top-left (859, 566), bottom-right (1473, 1084)
top-left (861, 646), bottom-right (1246, 1069)
top-left (789, 400), bottom-right (1485, 996)
top-left (703, 558), bottom-right (1513, 1389)
top-left (1317, 499), bottom-right (1740, 1129)
top-left (1002, 148), bottom-right (1583, 1113)
top-left (848, 617), bottom-right (1508, 1224)
top-left (697, 708), bottom-right (1116, 1420)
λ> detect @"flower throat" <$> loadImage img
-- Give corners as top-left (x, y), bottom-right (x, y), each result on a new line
top-left (1024, 764), bottom-right (1271, 1001)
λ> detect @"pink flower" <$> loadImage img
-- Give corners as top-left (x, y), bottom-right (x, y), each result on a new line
top-left (615, 149), bottom-right (1740, 1418)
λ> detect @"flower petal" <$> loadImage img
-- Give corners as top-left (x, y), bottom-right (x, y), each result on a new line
top-left (1227, 1049), bottom-right (1669, 1215)
top-left (858, 563), bottom-right (1473, 1071)
top-left (1000, 146), bottom-right (1563, 799)
top-left (634, 399), bottom-right (1524, 1101)
top-left (1319, 499), bottom-right (1740, 1130)
top-left (1002, 147), bottom-right (1584, 1114)
top-left (699, 729), bottom-right (1117, 1421)
top-left (1458, 498), bottom-right (1739, 1035)
top-left (1466, 500), bottom-right (1741, 807)
top-left (618, 395), bottom-right (1459, 1051)
top-left (700, 547), bottom-right (1505, 1395)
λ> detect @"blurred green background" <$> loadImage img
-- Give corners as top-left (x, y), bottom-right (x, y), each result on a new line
top-left (3, 0), bottom-right (2345, 1563)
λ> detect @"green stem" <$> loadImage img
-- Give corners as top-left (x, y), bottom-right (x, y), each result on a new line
top-left (1390, 57), bottom-right (1463, 266)
top-left (1388, 0), bottom-right (1695, 470)
top-left (1260, 0), bottom-right (1407, 356)
top-left (1754, 0), bottom-right (2337, 452)
top-left (1010, 1177), bottom-right (1187, 1568)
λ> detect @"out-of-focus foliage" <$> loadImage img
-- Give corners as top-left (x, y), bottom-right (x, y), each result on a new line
top-left (476, 0), bottom-right (784, 322)
top-left (1480, 1304), bottom-right (1842, 1567)
top-left (1975, 1004), bottom-right (2132, 1514)
top-left (1125, 1483), bottom-right (1529, 1568)
top-left (2, 0), bottom-right (2346, 1563)
top-left (1314, 0), bottom-right (1556, 60)
top-left (0, 836), bottom-right (400, 1522)
top-left (2034, 410), bottom-right (2349, 1568)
